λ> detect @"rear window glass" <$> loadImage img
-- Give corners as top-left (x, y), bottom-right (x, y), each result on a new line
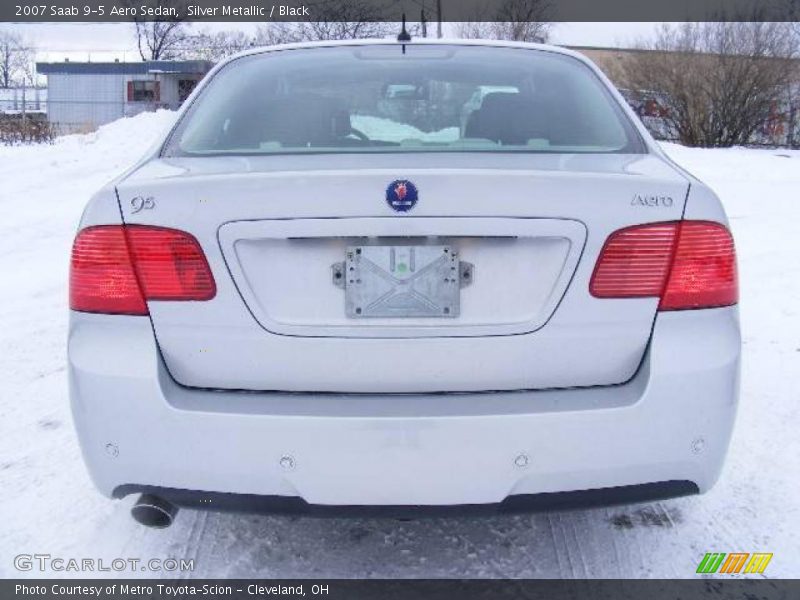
top-left (163, 45), bottom-right (644, 157)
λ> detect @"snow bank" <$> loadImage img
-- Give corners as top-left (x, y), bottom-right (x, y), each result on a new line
top-left (0, 109), bottom-right (177, 165)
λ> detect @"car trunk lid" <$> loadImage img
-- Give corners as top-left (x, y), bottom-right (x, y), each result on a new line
top-left (115, 152), bottom-right (689, 392)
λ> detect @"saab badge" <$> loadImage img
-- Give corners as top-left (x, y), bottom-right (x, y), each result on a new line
top-left (386, 179), bottom-right (418, 213)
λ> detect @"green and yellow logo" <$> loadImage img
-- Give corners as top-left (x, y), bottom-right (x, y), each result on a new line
top-left (696, 552), bottom-right (773, 574)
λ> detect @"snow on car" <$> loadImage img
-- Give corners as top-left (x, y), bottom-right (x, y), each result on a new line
top-left (67, 39), bottom-right (739, 528)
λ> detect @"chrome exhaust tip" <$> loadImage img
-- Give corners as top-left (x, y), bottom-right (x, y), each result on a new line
top-left (131, 494), bottom-right (178, 528)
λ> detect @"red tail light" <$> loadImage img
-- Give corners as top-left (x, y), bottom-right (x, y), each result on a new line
top-left (659, 221), bottom-right (738, 310)
top-left (70, 225), bottom-right (216, 315)
top-left (590, 221), bottom-right (737, 311)
top-left (70, 226), bottom-right (146, 315)
top-left (589, 222), bottom-right (677, 299)
top-left (125, 226), bottom-right (216, 302)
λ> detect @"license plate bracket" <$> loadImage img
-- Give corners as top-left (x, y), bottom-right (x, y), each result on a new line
top-left (341, 245), bottom-right (462, 318)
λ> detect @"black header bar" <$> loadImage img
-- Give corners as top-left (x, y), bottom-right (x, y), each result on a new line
top-left (4, 0), bottom-right (800, 23)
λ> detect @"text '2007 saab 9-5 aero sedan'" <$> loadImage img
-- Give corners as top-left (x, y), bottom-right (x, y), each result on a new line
top-left (68, 39), bottom-right (739, 527)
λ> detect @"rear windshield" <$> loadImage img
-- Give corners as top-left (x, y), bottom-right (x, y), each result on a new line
top-left (163, 45), bottom-right (644, 157)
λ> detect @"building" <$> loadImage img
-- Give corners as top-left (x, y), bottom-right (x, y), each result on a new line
top-left (35, 60), bottom-right (213, 132)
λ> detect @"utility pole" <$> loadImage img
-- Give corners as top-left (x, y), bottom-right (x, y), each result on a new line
top-left (436, 0), bottom-right (443, 38)
top-left (421, 9), bottom-right (427, 38)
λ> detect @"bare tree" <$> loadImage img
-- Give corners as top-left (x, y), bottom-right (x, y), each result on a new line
top-left (457, 0), bottom-right (552, 43)
top-left (301, 0), bottom-right (394, 39)
top-left (129, 1), bottom-right (190, 60)
top-left (253, 23), bottom-right (306, 46)
top-left (255, 0), bottom-right (394, 45)
top-left (620, 22), bottom-right (799, 147)
top-left (182, 29), bottom-right (253, 61)
top-left (0, 30), bottom-right (34, 88)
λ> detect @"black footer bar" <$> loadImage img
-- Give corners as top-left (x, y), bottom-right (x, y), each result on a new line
top-left (4, 579), bottom-right (799, 600)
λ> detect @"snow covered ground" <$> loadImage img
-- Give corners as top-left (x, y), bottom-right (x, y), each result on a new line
top-left (0, 113), bottom-right (798, 578)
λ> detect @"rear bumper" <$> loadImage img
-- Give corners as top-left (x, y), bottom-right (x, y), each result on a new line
top-left (113, 481), bottom-right (699, 518)
top-left (68, 306), bottom-right (740, 508)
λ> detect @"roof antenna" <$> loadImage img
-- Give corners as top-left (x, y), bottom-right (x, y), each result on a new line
top-left (397, 13), bottom-right (411, 53)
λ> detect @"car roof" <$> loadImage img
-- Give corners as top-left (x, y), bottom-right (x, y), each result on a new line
top-left (225, 38), bottom-right (590, 64)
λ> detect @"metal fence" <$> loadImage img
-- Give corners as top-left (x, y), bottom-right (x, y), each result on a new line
top-left (0, 88), bottom-right (48, 116)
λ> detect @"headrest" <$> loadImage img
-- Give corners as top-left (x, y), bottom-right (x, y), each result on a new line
top-left (258, 94), bottom-right (351, 146)
top-left (465, 92), bottom-right (550, 146)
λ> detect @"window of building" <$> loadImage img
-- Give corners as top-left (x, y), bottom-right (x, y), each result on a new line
top-left (178, 79), bottom-right (198, 103)
top-left (127, 80), bottom-right (160, 103)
